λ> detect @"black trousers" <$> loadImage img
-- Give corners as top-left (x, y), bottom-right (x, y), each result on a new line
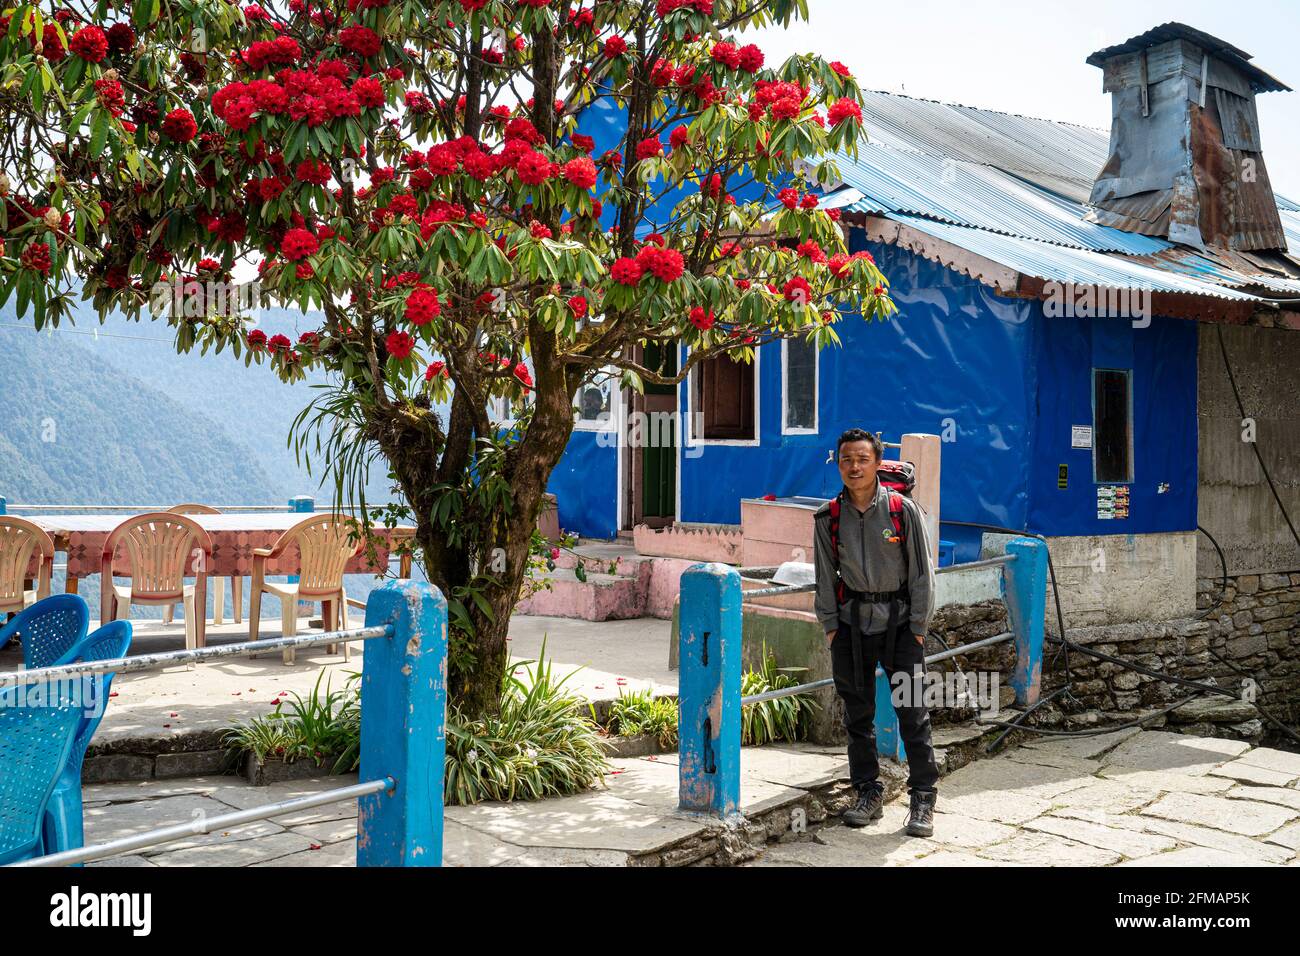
top-left (830, 623), bottom-right (940, 794)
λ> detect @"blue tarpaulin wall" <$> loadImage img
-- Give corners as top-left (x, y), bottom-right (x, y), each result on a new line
top-left (546, 235), bottom-right (1200, 558)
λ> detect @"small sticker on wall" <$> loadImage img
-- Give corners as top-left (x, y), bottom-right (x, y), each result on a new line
top-left (1071, 425), bottom-right (1093, 449)
top-left (1157, 482), bottom-right (1169, 494)
top-left (1058, 464), bottom-right (1068, 489)
top-left (1097, 484), bottom-right (1130, 519)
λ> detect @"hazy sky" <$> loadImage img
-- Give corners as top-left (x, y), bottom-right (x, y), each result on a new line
top-left (748, 0), bottom-right (1300, 199)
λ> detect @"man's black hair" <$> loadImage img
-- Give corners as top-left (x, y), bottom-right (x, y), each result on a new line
top-left (837, 428), bottom-right (883, 461)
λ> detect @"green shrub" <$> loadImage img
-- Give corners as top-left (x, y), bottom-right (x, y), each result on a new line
top-left (221, 671), bottom-right (361, 773)
top-left (604, 687), bottom-right (679, 748)
top-left (740, 649), bottom-right (819, 746)
top-left (444, 644), bottom-right (610, 805)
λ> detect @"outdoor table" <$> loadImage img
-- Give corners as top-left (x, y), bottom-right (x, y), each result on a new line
top-left (26, 511), bottom-right (415, 608)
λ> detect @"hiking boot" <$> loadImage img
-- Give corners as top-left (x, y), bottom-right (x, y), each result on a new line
top-left (842, 785), bottom-right (884, 827)
top-left (905, 790), bottom-right (937, 837)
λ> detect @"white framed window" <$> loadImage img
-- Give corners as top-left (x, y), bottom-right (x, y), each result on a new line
top-left (685, 346), bottom-right (761, 447)
top-left (572, 365), bottom-right (622, 432)
top-left (782, 335), bottom-right (818, 434)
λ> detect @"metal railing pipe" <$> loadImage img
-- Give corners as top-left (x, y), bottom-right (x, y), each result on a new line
top-left (0, 625), bottom-right (393, 689)
top-left (11, 777), bottom-right (394, 867)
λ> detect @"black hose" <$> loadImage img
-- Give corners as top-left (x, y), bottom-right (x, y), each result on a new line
top-left (1196, 524), bottom-right (1229, 621)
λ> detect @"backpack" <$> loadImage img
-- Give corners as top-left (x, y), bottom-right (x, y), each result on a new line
top-left (827, 461), bottom-right (913, 604)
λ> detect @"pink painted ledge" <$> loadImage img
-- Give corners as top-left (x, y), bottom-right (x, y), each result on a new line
top-left (632, 523), bottom-right (743, 564)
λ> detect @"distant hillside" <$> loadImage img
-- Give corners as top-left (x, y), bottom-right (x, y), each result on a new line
top-left (0, 317), bottom-right (283, 505)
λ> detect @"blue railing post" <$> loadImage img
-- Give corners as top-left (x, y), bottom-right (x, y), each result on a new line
top-left (0, 495), bottom-right (6, 515)
top-left (677, 563), bottom-right (742, 819)
top-left (1003, 537), bottom-right (1048, 707)
top-left (356, 579), bottom-right (447, 866)
top-left (874, 667), bottom-right (904, 760)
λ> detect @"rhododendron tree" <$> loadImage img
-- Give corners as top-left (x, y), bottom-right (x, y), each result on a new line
top-left (1, 0), bottom-right (895, 715)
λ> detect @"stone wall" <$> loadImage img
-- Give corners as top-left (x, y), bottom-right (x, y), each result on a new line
top-left (1033, 570), bottom-right (1300, 743)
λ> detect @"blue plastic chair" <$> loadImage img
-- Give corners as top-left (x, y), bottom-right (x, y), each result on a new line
top-left (0, 594), bottom-right (90, 670)
top-left (40, 620), bottom-right (134, 860)
top-left (0, 678), bottom-right (90, 865)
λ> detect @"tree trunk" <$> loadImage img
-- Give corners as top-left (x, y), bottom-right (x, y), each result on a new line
top-left (370, 395), bottom-right (575, 719)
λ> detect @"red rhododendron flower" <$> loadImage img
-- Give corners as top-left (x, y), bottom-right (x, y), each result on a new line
top-left (830, 61), bottom-right (852, 78)
top-left (161, 108), bottom-right (198, 142)
top-left (637, 246), bottom-right (684, 283)
top-left (385, 330), bottom-right (415, 359)
top-left (339, 24), bottom-right (381, 57)
top-left (562, 156), bottom-right (597, 189)
top-left (512, 363), bottom-right (533, 387)
top-left (21, 242), bottom-right (52, 274)
top-left (515, 150), bottom-right (554, 185)
top-left (353, 76), bottom-right (385, 107)
top-left (568, 295), bottom-right (588, 318)
top-left (604, 35), bottom-right (627, 57)
top-left (669, 125), bottom-right (691, 150)
top-left (688, 306), bottom-right (715, 331)
top-left (298, 331), bottom-right (320, 348)
top-left (783, 276), bottom-right (812, 302)
top-left (425, 360), bottom-right (448, 380)
top-left (828, 98), bottom-right (862, 126)
top-left (295, 158), bottom-right (331, 185)
top-left (711, 41), bottom-right (740, 69)
top-left (70, 26), bottom-right (109, 62)
top-left (571, 133), bottom-right (595, 153)
top-left (106, 22), bottom-right (136, 54)
top-left (737, 44), bottom-right (764, 72)
top-left (404, 286), bottom-right (440, 324)
top-left (280, 227), bottom-right (320, 261)
top-left (246, 329), bottom-right (268, 349)
top-left (530, 220), bottom-right (552, 239)
top-left (634, 137), bottom-right (662, 161)
top-left (797, 240), bottom-right (826, 263)
top-left (610, 257), bottom-right (643, 286)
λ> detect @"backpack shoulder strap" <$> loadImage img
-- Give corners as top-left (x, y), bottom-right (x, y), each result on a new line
top-left (826, 493), bottom-right (844, 602)
top-left (887, 491), bottom-right (904, 537)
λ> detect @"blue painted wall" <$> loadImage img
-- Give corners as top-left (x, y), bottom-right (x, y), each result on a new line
top-left (546, 235), bottom-right (1200, 558)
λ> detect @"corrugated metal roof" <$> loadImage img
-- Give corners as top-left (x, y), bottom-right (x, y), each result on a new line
top-left (857, 92), bottom-right (1109, 203)
top-left (889, 214), bottom-right (1265, 301)
top-left (1281, 210), bottom-right (1300, 254)
top-left (837, 143), bottom-right (1169, 255)
top-left (842, 92), bottom-right (1300, 305)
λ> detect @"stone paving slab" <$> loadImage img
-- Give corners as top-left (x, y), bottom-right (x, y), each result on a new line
top-left (446, 790), bottom-right (708, 854)
top-left (1043, 780), bottom-right (1159, 814)
top-left (1208, 758), bottom-right (1298, 788)
top-left (976, 830), bottom-right (1121, 866)
top-left (1023, 814), bottom-right (1178, 858)
top-left (1117, 846), bottom-right (1277, 867)
top-left (1234, 746), bottom-right (1300, 778)
top-left (1096, 766), bottom-right (1236, 794)
top-left (1140, 791), bottom-right (1298, 837)
top-left (1101, 731), bottom-right (1249, 775)
top-left (1019, 727), bottom-right (1141, 760)
top-left (1226, 784), bottom-right (1300, 812)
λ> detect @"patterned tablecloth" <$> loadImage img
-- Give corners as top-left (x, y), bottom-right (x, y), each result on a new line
top-left (26, 513), bottom-right (414, 580)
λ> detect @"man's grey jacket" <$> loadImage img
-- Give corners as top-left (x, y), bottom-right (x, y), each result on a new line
top-left (813, 480), bottom-right (936, 637)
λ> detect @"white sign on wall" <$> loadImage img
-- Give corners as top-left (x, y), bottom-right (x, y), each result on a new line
top-left (1071, 425), bottom-right (1093, 449)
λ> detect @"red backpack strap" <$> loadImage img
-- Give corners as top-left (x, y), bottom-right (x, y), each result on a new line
top-left (887, 491), bottom-right (905, 540)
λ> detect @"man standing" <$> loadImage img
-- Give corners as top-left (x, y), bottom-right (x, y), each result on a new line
top-left (814, 428), bottom-right (939, 836)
